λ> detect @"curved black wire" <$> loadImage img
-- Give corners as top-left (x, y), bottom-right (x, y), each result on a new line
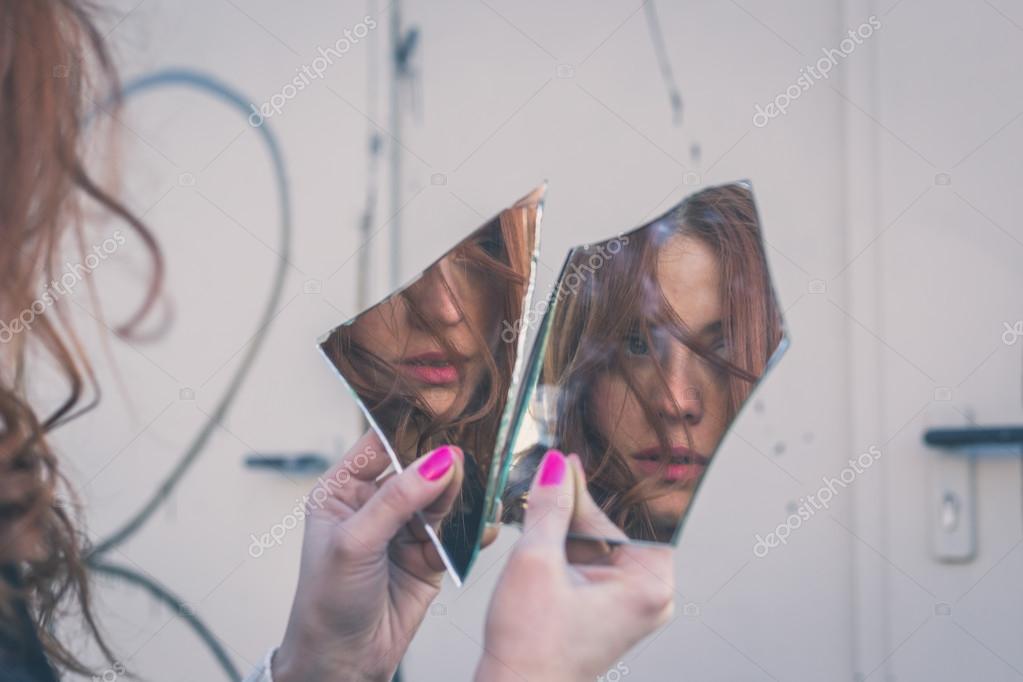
top-left (81, 69), bottom-right (292, 681)
top-left (90, 561), bottom-right (242, 681)
top-left (88, 69), bottom-right (292, 557)
top-left (644, 0), bottom-right (683, 125)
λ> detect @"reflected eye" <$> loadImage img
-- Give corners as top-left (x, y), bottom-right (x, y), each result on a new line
top-left (626, 332), bottom-right (649, 356)
top-left (710, 335), bottom-right (727, 358)
top-left (477, 235), bottom-right (504, 258)
top-left (454, 232), bottom-right (504, 271)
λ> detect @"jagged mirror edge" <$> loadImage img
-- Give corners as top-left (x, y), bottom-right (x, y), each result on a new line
top-left (664, 181), bottom-right (790, 546)
top-left (489, 180), bottom-right (790, 548)
top-left (483, 247), bottom-right (572, 527)
top-left (314, 328), bottom-right (464, 583)
top-left (474, 190), bottom-right (546, 558)
top-left (315, 185), bottom-right (547, 584)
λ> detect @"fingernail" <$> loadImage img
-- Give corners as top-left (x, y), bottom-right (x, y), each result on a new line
top-left (419, 445), bottom-right (455, 481)
top-left (538, 449), bottom-right (566, 487)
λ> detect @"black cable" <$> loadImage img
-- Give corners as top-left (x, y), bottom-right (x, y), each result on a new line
top-left (643, 0), bottom-right (683, 125)
top-left (90, 561), bottom-right (242, 682)
top-left (87, 69), bottom-right (292, 557)
top-left (80, 69), bottom-right (292, 682)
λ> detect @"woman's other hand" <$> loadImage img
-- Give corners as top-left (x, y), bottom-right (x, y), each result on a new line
top-left (476, 451), bottom-right (676, 682)
top-left (273, 431), bottom-right (463, 682)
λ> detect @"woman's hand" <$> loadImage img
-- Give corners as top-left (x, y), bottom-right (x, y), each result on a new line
top-left (476, 450), bottom-right (676, 682)
top-left (272, 431), bottom-right (464, 682)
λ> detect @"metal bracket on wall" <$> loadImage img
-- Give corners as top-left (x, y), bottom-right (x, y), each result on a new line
top-left (924, 426), bottom-right (1023, 563)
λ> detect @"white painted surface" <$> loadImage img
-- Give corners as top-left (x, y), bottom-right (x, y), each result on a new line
top-left (51, 1), bottom-right (1022, 680)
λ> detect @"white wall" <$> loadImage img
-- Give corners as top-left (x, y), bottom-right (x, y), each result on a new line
top-left (50, 1), bottom-right (1022, 680)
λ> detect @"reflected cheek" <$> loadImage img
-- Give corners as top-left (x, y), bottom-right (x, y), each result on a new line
top-left (350, 313), bottom-right (407, 360)
top-left (593, 376), bottom-right (646, 455)
top-left (699, 378), bottom-right (730, 445)
top-left (464, 297), bottom-right (500, 349)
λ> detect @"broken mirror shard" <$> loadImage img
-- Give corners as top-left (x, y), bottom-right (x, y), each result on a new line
top-left (318, 185), bottom-right (544, 581)
top-left (493, 181), bottom-right (787, 546)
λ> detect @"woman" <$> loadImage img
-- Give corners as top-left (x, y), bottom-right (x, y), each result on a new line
top-left (505, 183), bottom-right (783, 542)
top-left (1, 2), bottom-right (672, 681)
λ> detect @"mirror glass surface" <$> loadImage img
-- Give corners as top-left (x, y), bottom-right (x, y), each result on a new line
top-left (492, 182), bottom-right (787, 545)
top-left (319, 186), bottom-right (543, 580)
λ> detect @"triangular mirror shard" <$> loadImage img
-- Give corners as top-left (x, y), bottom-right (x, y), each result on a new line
top-left (495, 181), bottom-right (787, 546)
top-left (318, 185), bottom-right (544, 581)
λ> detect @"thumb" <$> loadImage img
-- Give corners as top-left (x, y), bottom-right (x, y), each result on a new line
top-left (345, 444), bottom-right (461, 551)
top-left (520, 449), bottom-right (573, 553)
top-left (567, 454), bottom-right (627, 543)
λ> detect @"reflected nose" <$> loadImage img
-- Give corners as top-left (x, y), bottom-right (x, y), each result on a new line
top-left (406, 267), bottom-right (463, 327)
top-left (655, 346), bottom-right (705, 426)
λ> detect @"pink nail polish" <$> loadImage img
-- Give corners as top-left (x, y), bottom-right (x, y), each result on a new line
top-left (538, 449), bottom-right (566, 487)
top-left (419, 445), bottom-right (455, 481)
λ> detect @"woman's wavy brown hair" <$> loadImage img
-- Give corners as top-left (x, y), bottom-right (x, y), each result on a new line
top-left (1, 0), bottom-right (160, 674)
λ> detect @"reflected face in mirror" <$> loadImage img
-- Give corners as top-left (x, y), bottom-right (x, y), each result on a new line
top-left (501, 182), bottom-right (784, 545)
top-left (345, 242), bottom-right (502, 424)
top-left (326, 209), bottom-right (536, 464)
top-left (592, 234), bottom-right (730, 531)
top-left (320, 186), bottom-right (542, 578)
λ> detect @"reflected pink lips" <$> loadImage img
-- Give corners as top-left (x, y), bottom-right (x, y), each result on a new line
top-left (631, 445), bottom-right (710, 483)
top-left (398, 351), bottom-right (460, 386)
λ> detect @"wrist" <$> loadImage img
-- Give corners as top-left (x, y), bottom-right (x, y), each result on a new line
top-left (474, 657), bottom-right (514, 682)
top-left (273, 637), bottom-right (390, 682)
top-left (475, 655), bottom-right (563, 682)
top-left (270, 642), bottom-right (313, 682)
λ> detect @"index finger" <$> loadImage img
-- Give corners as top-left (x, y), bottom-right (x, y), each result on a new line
top-left (330, 429), bottom-right (393, 483)
top-left (566, 454), bottom-right (628, 543)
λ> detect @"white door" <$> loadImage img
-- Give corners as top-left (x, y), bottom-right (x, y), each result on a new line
top-left (845, 0), bottom-right (1023, 679)
top-left (71, 1), bottom-right (1022, 680)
